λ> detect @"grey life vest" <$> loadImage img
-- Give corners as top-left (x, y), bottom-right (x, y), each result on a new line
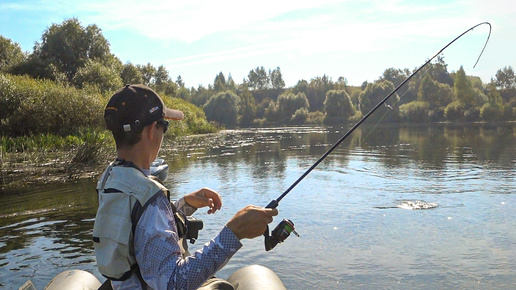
top-left (92, 160), bottom-right (187, 281)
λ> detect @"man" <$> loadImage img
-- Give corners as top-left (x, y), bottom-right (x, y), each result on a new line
top-left (93, 84), bottom-right (278, 289)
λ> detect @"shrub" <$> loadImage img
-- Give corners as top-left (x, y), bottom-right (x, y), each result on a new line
top-left (0, 74), bottom-right (105, 137)
top-left (399, 101), bottom-right (430, 122)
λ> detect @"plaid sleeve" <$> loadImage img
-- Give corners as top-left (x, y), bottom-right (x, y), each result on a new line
top-left (134, 193), bottom-right (242, 290)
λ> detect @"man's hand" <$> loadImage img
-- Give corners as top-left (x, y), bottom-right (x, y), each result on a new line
top-left (184, 187), bottom-right (222, 214)
top-left (226, 205), bottom-right (279, 240)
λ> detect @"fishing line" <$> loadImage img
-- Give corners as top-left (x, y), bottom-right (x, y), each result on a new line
top-left (263, 21), bottom-right (492, 251)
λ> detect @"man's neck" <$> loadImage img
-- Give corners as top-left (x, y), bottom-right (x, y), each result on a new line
top-left (117, 144), bottom-right (152, 171)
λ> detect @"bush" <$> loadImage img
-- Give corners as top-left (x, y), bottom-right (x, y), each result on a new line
top-left (0, 73), bottom-right (105, 137)
top-left (399, 101), bottom-right (429, 122)
top-left (444, 101), bottom-right (465, 121)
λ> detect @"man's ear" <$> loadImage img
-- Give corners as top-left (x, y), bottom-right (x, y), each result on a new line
top-left (143, 122), bottom-right (157, 140)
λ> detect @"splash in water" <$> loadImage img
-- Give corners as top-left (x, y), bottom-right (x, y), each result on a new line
top-left (396, 200), bottom-right (438, 210)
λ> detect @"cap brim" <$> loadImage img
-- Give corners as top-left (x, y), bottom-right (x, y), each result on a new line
top-left (164, 107), bottom-right (184, 120)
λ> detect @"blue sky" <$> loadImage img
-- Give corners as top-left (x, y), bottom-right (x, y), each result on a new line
top-left (0, 0), bottom-right (513, 88)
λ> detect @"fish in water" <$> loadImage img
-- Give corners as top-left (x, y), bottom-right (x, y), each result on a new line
top-left (396, 200), bottom-right (438, 210)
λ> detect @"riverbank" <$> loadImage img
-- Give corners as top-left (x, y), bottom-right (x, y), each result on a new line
top-left (0, 129), bottom-right (239, 190)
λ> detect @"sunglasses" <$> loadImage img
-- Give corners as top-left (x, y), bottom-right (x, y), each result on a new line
top-left (157, 120), bottom-right (169, 133)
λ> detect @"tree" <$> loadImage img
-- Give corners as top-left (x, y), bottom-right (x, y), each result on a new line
top-left (494, 66), bottom-right (515, 90)
top-left (358, 80), bottom-right (399, 123)
top-left (270, 67), bottom-right (285, 89)
top-left (237, 85), bottom-right (256, 126)
top-left (0, 36), bottom-right (25, 72)
top-left (176, 75), bottom-right (185, 88)
top-left (214, 72), bottom-right (227, 92)
top-left (380, 68), bottom-right (411, 102)
top-left (480, 82), bottom-right (505, 121)
top-left (204, 91), bottom-right (240, 127)
top-left (247, 66), bottom-right (269, 90)
top-left (35, 18), bottom-right (111, 81)
top-left (121, 63), bottom-right (144, 84)
top-left (418, 75), bottom-right (453, 109)
top-left (137, 63), bottom-right (157, 86)
top-left (324, 89), bottom-right (355, 122)
top-left (453, 66), bottom-right (476, 107)
top-left (306, 75), bottom-right (333, 112)
top-left (277, 92), bottom-right (309, 123)
top-left (73, 59), bottom-right (123, 93)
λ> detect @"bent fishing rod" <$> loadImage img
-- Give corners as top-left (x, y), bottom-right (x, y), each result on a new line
top-left (263, 22), bottom-right (492, 251)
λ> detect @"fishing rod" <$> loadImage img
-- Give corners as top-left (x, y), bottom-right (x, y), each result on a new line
top-left (264, 22), bottom-right (492, 251)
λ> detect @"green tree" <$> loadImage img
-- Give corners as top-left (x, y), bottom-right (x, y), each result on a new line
top-left (399, 101), bottom-right (430, 122)
top-left (248, 66), bottom-right (269, 90)
top-left (324, 89), bottom-right (355, 122)
top-left (204, 91), bottom-right (240, 127)
top-left (35, 18), bottom-right (112, 81)
top-left (494, 66), bottom-right (515, 90)
top-left (292, 79), bottom-right (308, 95)
top-left (120, 63), bottom-right (144, 84)
top-left (0, 36), bottom-right (25, 72)
top-left (306, 75), bottom-right (333, 112)
top-left (270, 67), bottom-right (285, 89)
top-left (480, 82), bottom-right (505, 121)
top-left (418, 75), bottom-right (453, 109)
top-left (380, 68), bottom-right (411, 103)
top-left (277, 92), bottom-right (309, 124)
top-left (453, 66), bottom-right (476, 107)
top-left (214, 72), bottom-right (227, 92)
top-left (73, 59), bottom-right (123, 93)
top-left (358, 81), bottom-right (399, 123)
top-left (137, 63), bottom-right (157, 86)
top-left (153, 65), bottom-right (177, 96)
top-left (237, 85), bottom-right (256, 126)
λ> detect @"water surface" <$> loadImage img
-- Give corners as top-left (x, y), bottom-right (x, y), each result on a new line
top-left (1, 123), bottom-right (515, 289)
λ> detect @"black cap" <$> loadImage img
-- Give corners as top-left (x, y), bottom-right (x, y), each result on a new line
top-left (104, 84), bottom-right (183, 132)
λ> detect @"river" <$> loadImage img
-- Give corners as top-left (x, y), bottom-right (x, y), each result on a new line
top-left (1, 123), bottom-right (515, 289)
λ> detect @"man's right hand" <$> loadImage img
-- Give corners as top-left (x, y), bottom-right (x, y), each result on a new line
top-left (226, 205), bottom-right (278, 240)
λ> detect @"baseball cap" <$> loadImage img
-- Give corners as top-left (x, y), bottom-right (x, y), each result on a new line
top-left (104, 84), bottom-right (184, 133)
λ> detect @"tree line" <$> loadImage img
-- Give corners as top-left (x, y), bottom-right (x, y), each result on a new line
top-left (1, 18), bottom-right (515, 133)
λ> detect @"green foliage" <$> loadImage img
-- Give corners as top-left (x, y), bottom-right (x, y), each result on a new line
top-left (324, 89), bottom-right (355, 123)
top-left (454, 66), bottom-right (476, 107)
top-left (418, 75), bottom-right (453, 109)
top-left (306, 75), bottom-right (333, 112)
top-left (121, 63), bottom-right (144, 84)
top-left (73, 59), bottom-right (123, 93)
top-left (204, 91), bottom-right (240, 127)
top-left (444, 101), bottom-right (465, 121)
top-left (399, 101), bottom-right (430, 122)
top-left (214, 72), bottom-right (227, 92)
top-left (306, 111), bottom-right (325, 124)
top-left (36, 18), bottom-right (112, 81)
top-left (0, 74), bottom-right (106, 137)
top-left (161, 96), bottom-right (217, 135)
top-left (248, 66), bottom-right (269, 90)
top-left (270, 67), bottom-right (285, 89)
top-left (291, 108), bottom-right (309, 124)
top-left (494, 66), bottom-right (516, 90)
top-left (237, 85), bottom-right (257, 126)
top-left (0, 36), bottom-right (25, 72)
top-left (277, 92), bottom-right (310, 124)
top-left (358, 81), bottom-right (399, 123)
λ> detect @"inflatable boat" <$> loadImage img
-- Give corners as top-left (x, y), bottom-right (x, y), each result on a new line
top-left (20, 265), bottom-right (286, 290)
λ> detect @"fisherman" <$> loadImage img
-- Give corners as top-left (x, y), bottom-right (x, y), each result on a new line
top-left (93, 84), bottom-right (278, 289)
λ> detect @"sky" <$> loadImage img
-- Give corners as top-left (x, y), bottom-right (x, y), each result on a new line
top-left (0, 0), bottom-right (514, 88)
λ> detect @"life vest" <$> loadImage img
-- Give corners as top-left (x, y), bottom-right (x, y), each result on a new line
top-left (92, 160), bottom-right (187, 281)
